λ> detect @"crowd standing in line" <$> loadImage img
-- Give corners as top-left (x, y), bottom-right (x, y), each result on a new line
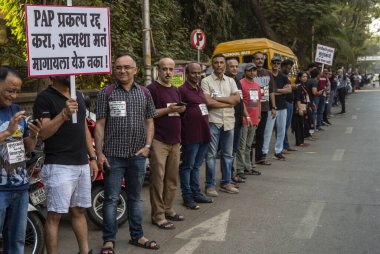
top-left (0, 50), bottom-right (356, 253)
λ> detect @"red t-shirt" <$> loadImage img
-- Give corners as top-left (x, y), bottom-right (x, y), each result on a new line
top-left (240, 78), bottom-right (261, 126)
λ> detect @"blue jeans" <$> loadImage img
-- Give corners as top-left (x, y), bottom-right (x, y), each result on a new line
top-left (263, 109), bottom-right (287, 154)
top-left (179, 143), bottom-right (208, 201)
top-left (314, 96), bottom-right (325, 128)
top-left (205, 123), bottom-right (234, 189)
top-left (0, 190), bottom-right (28, 254)
top-left (283, 102), bottom-right (294, 149)
top-left (103, 156), bottom-right (146, 242)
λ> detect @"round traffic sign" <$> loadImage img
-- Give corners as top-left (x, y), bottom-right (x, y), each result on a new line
top-left (191, 29), bottom-right (206, 50)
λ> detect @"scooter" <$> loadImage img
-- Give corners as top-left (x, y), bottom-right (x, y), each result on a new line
top-left (25, 152), bottom-right (46, 254)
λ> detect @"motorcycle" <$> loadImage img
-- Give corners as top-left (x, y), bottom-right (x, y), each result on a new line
top-left (25, 151), bottom-right (46, 254)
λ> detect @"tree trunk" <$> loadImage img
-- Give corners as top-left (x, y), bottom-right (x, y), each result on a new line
top-left (250, 0), bottom-right (280, 42)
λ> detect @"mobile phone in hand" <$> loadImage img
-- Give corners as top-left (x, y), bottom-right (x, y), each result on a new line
top-left (176, 102), bottom-right (187, 106)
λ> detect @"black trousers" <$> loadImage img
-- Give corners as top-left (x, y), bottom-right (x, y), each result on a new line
top-left (294, 113), bottom-right (305, 146)
top-left (338, 88), bottom-right (346, 113)
top-left (254, 111), bottom-right (269, 162)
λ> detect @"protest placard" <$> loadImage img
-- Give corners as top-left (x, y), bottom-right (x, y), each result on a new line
top-left (25, 5), bottom-right (111, 77)
top-left (315, 44), bottom-right (335, 66)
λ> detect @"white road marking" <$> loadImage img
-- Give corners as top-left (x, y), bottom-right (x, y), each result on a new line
top-left (332, 149), bottom-right (345, 161)
top-left (294, 201), bottom-right (326, 239)
top-left (352, 115), bottom-right (358, 120)
top-left (345, 127), bottom-right (353, 134)
top-left (175, 210), bottom-right (231, 254)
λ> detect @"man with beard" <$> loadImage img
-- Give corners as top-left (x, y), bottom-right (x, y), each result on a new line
top-left (252, 52), bottom-right (276, 165)
top-left (33, 76), bottom-right (98, 254)
top-left (0, 66), bottom-right (41, 254)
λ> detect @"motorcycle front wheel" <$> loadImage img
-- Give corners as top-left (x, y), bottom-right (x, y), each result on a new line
top-left (25, 212), bottom-right (45, 254)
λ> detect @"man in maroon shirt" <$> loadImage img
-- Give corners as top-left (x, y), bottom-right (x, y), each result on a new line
top-left (148, 58), bottom-right (185, 230)
top-left (179, 62), bottom-right (212, 210)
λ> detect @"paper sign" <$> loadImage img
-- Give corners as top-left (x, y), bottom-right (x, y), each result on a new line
top-left (315, 44), bottom-right (335, 65)
top-left (25, 5), bottom-right (111, 77)
top-left (6, 140), bottom-right (25, 164)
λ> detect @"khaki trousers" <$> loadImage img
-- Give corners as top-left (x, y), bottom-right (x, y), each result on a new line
top-left (149, 139), bottom-right (180, 223)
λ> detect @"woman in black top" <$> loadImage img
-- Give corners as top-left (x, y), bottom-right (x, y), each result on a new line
top-left (293, 72), bottom-right (312, 146)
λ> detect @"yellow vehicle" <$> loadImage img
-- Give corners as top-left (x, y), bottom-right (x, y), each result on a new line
top-left (212, 38), bottom-right (299, 81)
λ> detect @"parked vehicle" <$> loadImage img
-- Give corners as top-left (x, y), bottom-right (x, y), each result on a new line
top-left (25, 151), bottom-right (46, 254)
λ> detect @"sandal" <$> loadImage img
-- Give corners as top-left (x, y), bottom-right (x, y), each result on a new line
top-left (129, 239), bottom-right (160, 250)
top-left (232, 175), bottom-right (245, 183)
top-left (256, 160), bottom-right (271, 165)
top-left (244, 169), bottom-right (262, 175)
top-left (101, 242), bottom-right (115, 254)
top-left (165, 213), bottom-right (185, 221)
top-left (153, 221), bottom-right (175, 230)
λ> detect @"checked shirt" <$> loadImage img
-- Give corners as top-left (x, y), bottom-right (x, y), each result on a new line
top-left (96, 82), bottom-right (157, 158)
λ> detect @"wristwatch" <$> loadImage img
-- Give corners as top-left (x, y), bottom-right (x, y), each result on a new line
top-left (145, 144), bottom-right (151, 149)
top-left (272, 106), bottom-right (277, 110)
top-left (89, 156), bottom-right (97, 161)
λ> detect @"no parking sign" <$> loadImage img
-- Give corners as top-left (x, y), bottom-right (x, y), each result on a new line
top-left (191, 29), bottom-right (206, 50)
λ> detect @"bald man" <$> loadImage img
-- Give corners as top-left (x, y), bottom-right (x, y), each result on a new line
top-left (148, 58), bottom-right (186, 230)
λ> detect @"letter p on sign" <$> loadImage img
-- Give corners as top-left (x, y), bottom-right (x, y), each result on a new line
top-left (191, 29), bottom-right (206, 50)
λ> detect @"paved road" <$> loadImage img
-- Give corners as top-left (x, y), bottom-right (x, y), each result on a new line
top-left (57, 84), bottom-right (380, 254)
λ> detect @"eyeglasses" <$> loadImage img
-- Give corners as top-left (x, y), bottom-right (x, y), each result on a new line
top-left (115, 65), bottom-right (136, 71)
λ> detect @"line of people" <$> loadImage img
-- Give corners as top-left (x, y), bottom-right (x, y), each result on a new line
top-left (0, 51), bottom-right (349, 254)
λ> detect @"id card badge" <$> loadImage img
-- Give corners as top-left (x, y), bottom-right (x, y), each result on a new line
top-left (211, 90), bottom-right (222, 98)
top-left (248, 89), bottom-right (259, 108)
top-left (249, 90), bottom-right (259, 101)
top-left (167, 103), bottom-right (180, 117)
top-left (306, 94), bottom-right (310, 103)
top-left (6, 140), bottom-right (25, 164)
top-left (199, 103), bottom-right (209, 116)
top-left (262, 86), bottom-right (269, 101)
top-left (109, 101), bottom-right (126, 117)
top-left (238, 90), bottom-right (243, 99)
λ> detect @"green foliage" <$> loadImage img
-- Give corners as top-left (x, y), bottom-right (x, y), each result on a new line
top-left (1, 0), bottom-right (380, 90)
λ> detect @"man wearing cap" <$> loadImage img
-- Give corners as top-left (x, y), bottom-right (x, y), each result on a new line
top-left (235, 63), bottom-right (262, 179)
top-left (262, 57), bottom-right (292, 161)
top-left (252, 52), bottom-right (276, 165)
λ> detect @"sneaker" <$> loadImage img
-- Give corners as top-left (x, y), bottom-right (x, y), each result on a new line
top-left (193, 194), bottom-right (213, 203)
top-left (205, 188), bottom-right (218, 197)
top-left (219, 183), bottom-right (239, 194)
top-left (273, 153), bottom-right (286, 161)
top-left (183, 199), bottom-right (200, 210)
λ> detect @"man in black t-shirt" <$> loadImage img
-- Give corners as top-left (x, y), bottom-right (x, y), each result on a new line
top-left (33, 76), bottom-right (98, 254)
top-left (262, 56), bottom-right (291, 161)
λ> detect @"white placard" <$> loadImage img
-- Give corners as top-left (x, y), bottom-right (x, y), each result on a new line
top-left (25, 5), bottom-right (111, 77)
top-left (315, 44), bottom-right (335, 65)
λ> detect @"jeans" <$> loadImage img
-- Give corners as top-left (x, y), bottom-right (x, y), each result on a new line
top-left (0, 190), bottom-right (28, 254)
top-left (179, 143), bottom-right (208, 201)
top-left (263, 109), bottom-right (287, 154)
top-left (232, 125), bottom-right (243, 175)
top-left (283, 102), bottom-right (294, 149)
top-left (103, 156), bottom-right (146, 242)
top-left (314, 96), bottom-right (325, 128)
top-left (205, 123), bottom-right (234, 189)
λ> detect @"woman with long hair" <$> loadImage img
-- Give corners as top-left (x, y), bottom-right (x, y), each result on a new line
top-left (293, 71), bottom-right (312, 146)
